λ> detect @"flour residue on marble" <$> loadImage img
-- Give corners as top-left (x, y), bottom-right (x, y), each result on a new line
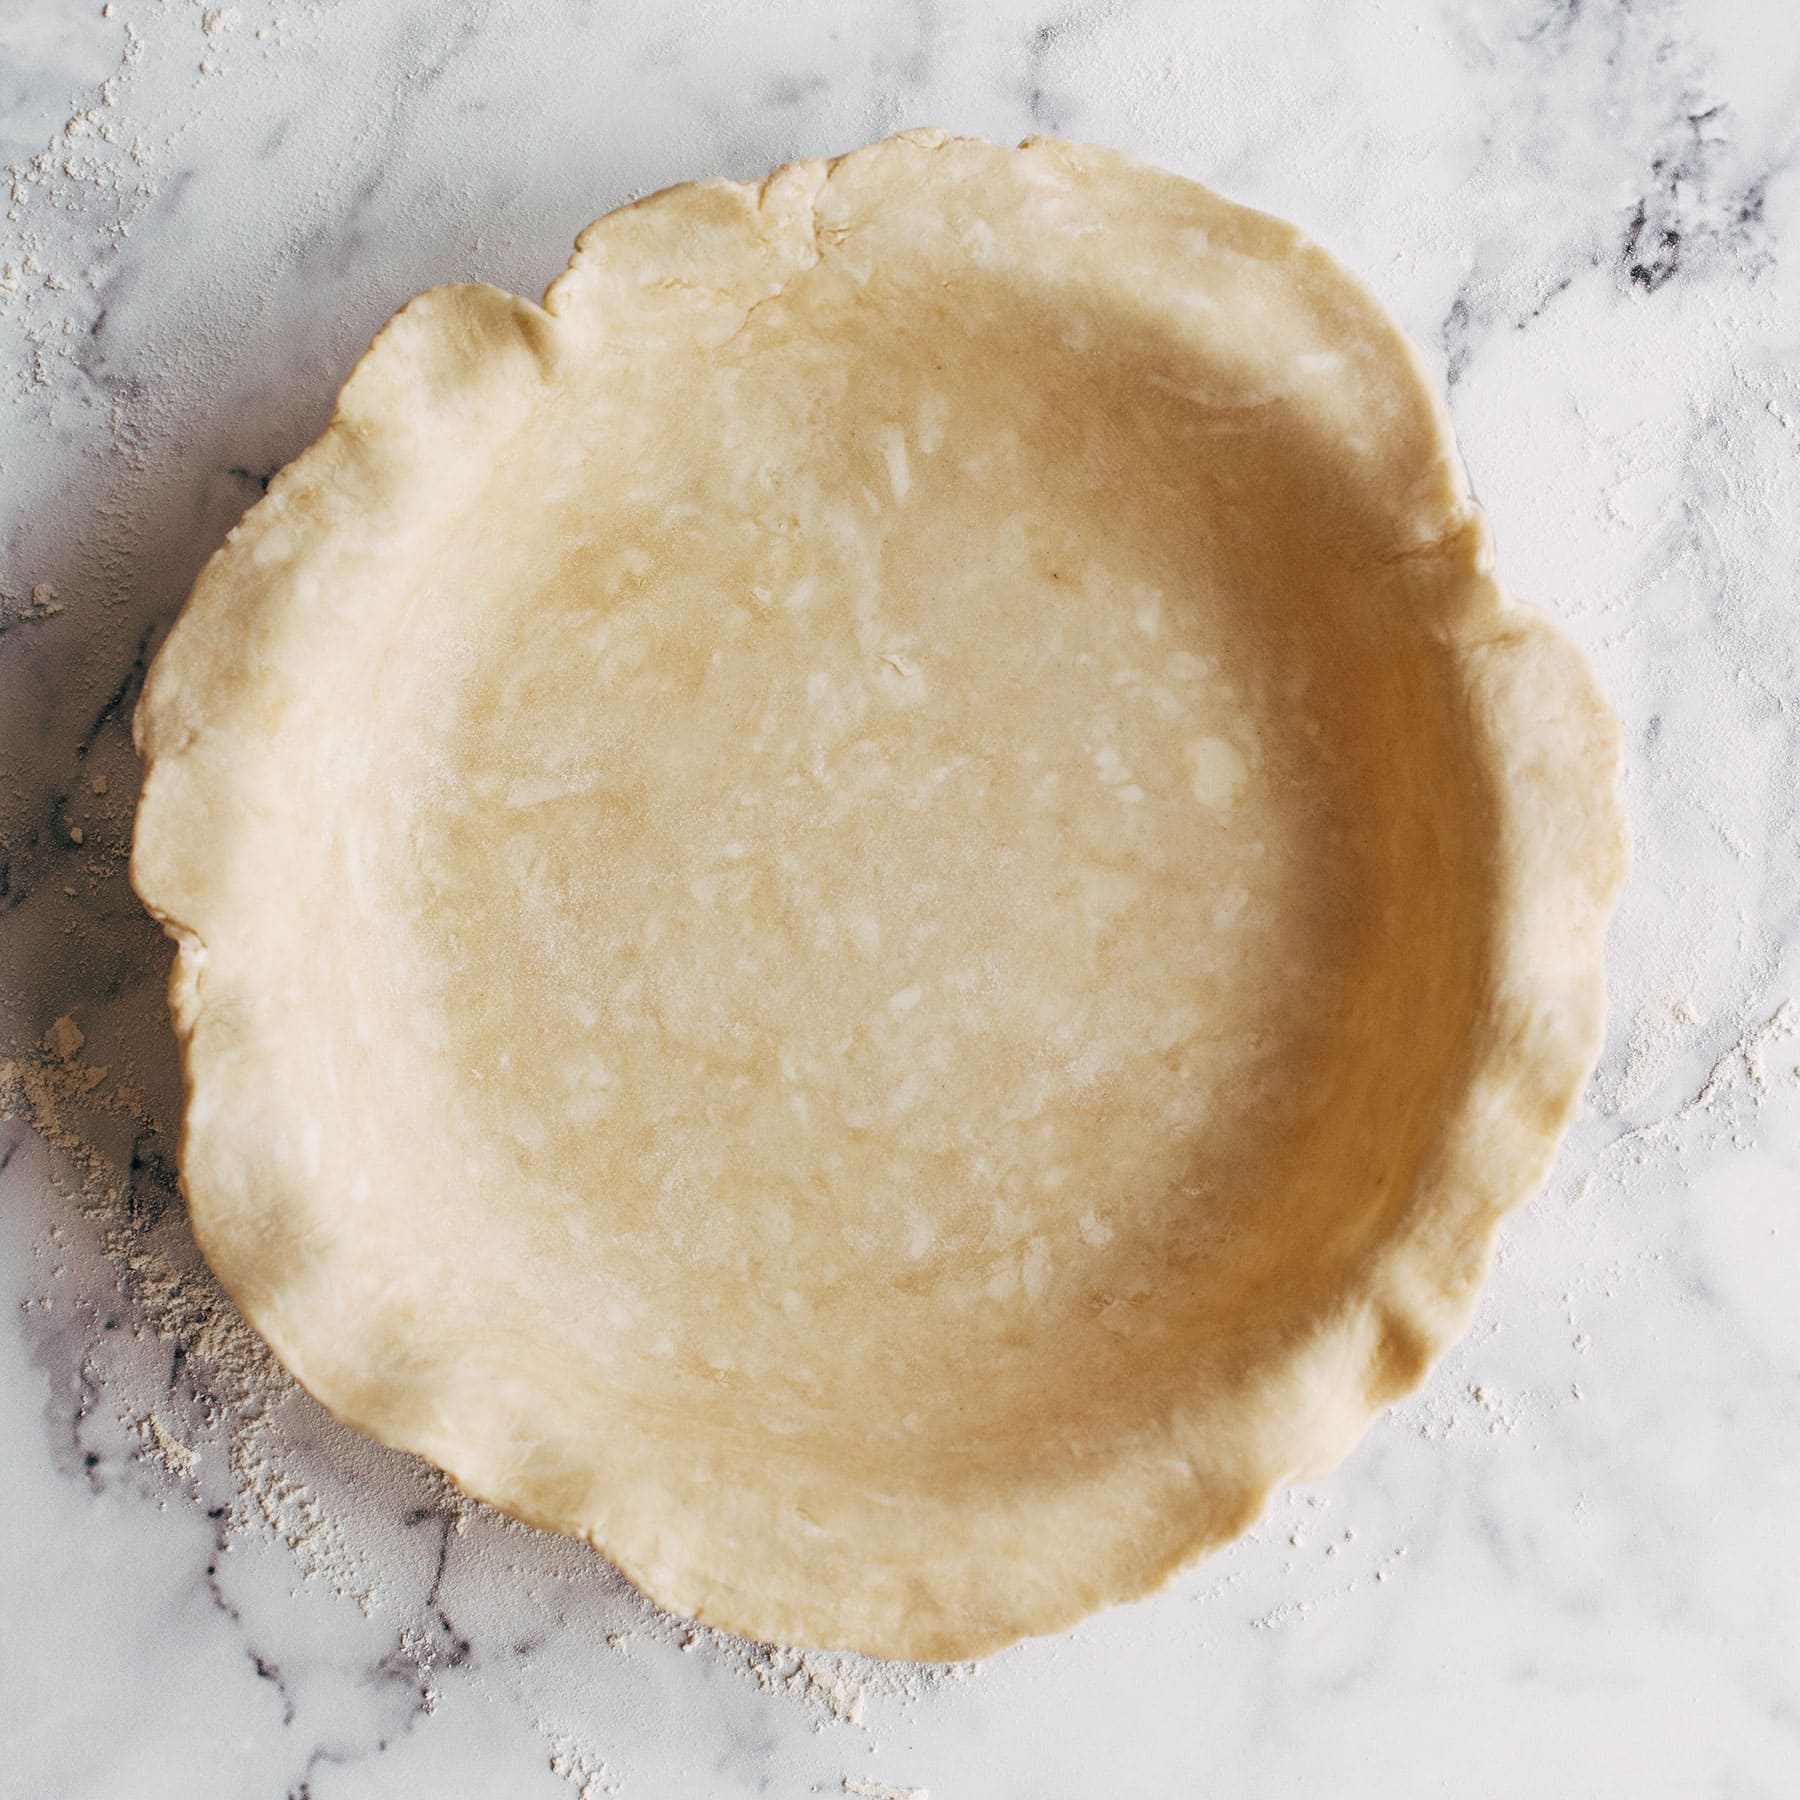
top-left (1, 1035), bottom-right (379, 1603)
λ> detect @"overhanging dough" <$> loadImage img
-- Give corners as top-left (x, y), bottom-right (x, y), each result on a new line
top-left (132, 130), bottom-right (1627, 1659)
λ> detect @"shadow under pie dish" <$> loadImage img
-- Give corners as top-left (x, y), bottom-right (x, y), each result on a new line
top-left (131, 129), bottom-right (1628, 1660)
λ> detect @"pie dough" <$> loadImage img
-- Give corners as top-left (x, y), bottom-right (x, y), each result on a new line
top-left (132, 130), bottom-right (1627, 1659)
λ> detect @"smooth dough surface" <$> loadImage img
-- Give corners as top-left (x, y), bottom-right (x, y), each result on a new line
top-left (132, 131), bottom-right (1627, 1659)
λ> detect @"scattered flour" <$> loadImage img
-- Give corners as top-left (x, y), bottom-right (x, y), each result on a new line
top-left (0, 1044), bottom-right (380, 1610)
top-left (545, 1730), bottom-right (620, 1799)
top-left (663, 1621), bottom-right (977, 1726)
top-left (1606, 1002), bottom-right (1798, 1156)
top-left (135, 1409), bottom-right (198, 1478)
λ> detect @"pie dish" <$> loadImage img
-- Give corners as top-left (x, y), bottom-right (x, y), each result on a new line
top-left (132, 130), bottom-right (1627, 1659)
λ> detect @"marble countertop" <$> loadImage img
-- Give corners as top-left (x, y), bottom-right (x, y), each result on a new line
top-left (3, 1), bottom-right (1796, 1794)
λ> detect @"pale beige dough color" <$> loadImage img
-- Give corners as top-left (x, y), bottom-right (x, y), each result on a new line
top-left (132, 130), bottom-right (1628, 1660)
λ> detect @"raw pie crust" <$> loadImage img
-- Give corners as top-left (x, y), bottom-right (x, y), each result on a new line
top-left (132, 131), bottom-right (1627, 1659)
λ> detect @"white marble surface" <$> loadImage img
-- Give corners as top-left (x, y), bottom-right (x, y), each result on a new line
top-left (2, 0), bottom-right (1797, 1794)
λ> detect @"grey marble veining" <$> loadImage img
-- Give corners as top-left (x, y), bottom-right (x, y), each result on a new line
top-left (2, 1), bottom-right (1797, 1795)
